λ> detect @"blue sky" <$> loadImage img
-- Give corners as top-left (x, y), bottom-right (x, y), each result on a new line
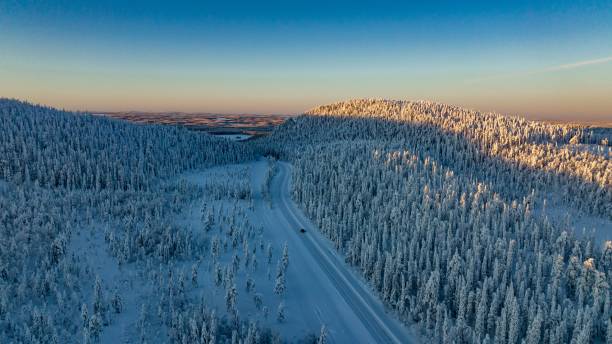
top-left (1, 0), bottom-right (611, 119)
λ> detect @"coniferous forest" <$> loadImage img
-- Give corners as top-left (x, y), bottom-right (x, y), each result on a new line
top-left (1, 98), bottom-right (611, 343)
top-left (261, 99), bottom-right (612, 344)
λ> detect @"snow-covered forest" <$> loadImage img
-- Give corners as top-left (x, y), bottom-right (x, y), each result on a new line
top-left (2, 97), bottom-right (611, 343)
top-left (261, 99), bottom-right (612, 343)
top-left (0, 99), bottom-right (307, 343)
top-left (0, 99), bottom-right (252, 190)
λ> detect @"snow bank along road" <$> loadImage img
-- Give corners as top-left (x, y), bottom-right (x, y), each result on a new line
top-left (254, 160), bottom-right (414, 343)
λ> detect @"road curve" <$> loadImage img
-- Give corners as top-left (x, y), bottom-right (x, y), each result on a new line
top-left (270, 161), bottom-right (415, 344)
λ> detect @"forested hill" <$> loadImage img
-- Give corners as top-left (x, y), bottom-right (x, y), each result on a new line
top-left (0, 98), bottom-right (254, 191)
top-left (264, 99), bottom-right (612, 343)
top-left (0, 99), bottom-right (263, 343)
top-left (269, 99), bottom-right (611, 218)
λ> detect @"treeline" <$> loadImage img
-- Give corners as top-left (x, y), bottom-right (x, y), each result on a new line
top-left (0, 98), bottom-right (255, 191)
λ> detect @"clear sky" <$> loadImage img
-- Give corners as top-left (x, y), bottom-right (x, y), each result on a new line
top-left (1, 0), bottom-right (611, 120)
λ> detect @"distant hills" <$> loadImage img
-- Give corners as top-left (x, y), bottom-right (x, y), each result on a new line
top-left (94, 111), bottom-right (289, 136)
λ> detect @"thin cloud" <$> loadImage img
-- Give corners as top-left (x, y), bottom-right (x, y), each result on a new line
top-left (542, 56), bottom-right (612, 72)
top-left (467, 55), bottom-right (612, 83)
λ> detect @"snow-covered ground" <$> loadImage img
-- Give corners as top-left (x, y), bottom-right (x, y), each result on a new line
top-left (563, 143), bottom-right (611, 157)
top-left (537, 201), bottom-right (612, 246)
top-left (67, 159), bottom-right (416, 343)
top-left (59, 156), bottom-right (612, 343)
top-left (214, 134), bottom-right (253, 141)
top-left (70, 225), bottom-right (146, 342)
top-left (182, 159), bottom-right (414, 342)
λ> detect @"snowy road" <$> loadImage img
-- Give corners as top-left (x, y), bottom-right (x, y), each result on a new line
top-left (254, 160), bottom-right (415, 343)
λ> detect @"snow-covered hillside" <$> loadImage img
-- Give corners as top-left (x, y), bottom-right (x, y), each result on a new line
top-left (261, 99), bottom-right (612, 344)
top-left (0, 100), bottom-right (285, 343)
top-left (2, 97), bottom-right (611, 344)
top-left (2, 99), bottom-right (404, 344)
